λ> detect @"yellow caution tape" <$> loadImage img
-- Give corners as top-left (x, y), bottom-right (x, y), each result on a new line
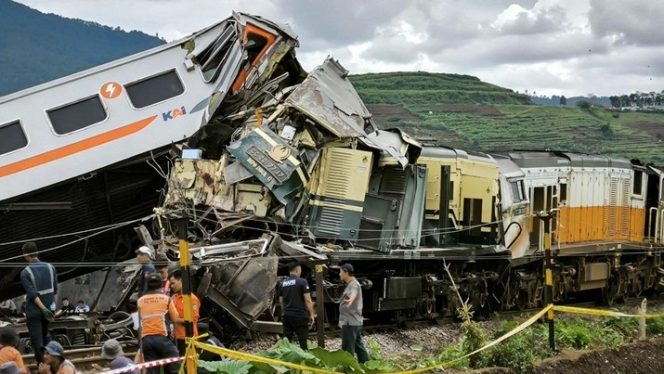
top-left (553, 305), bottom-right (664, 319)
top-left (179, 303), bottom-right (664, 374)
top-left (190, 339), bottom-right (343, 374)
top-left (390, 305), bottom-right (552, 374)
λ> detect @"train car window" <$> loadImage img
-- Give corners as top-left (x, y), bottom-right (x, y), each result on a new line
top-left (510, 181), bottom-right (526, 202)
top-left (560, 183), bottom-right (567, 202)
top-left (633, 170), bottom-right (643, 195)
top-left (47, 96), bottom-right (107, 135)
top-left (0, 120), bottom-right (28, 155)
top-left (125, 70), bottom-right (184, 108)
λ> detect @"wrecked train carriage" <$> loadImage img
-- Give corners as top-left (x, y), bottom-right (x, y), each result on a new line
top-left (161, 58), bottom-right (508, 327)
top-left (0, 12), bottom-right (304, 300)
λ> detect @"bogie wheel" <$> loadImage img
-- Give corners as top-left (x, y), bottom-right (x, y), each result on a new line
top-left (602, 277), bottom-right (621, 307)
top-left (515, 288), bottom-right (528, 311)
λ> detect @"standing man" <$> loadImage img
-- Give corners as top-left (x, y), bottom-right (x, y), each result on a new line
top-left (155, 254), bottom-right (171, 296)
top-left (135, 246), bottom-right (156, 297)
top-left (168, 269), bottom-right (200, 355)
top-left (19, 241), bottom-right (57, 364)
top-left (278, 262), bottom-right (315, 350)
top-left (338, 263), bottom-right (369, 363)
top-left (137, 273), bottom-right (179, 374)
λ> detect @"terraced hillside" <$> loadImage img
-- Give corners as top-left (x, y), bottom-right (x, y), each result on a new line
top-left (351, 72), bottom-right (664, 164)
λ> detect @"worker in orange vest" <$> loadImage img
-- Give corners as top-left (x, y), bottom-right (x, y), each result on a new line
top-left (137, 273), bottom-right (179, 374)
top-left (168, 269), bottom-right (200, 355)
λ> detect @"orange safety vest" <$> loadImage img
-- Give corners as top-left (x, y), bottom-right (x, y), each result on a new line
top-left (137, 292), bottom-right (177, 337)
top-left (172, 292), bottom-right (200, 339)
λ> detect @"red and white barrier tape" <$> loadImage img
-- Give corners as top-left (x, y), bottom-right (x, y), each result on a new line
top-left (102, 356), bottom-right (186, 374)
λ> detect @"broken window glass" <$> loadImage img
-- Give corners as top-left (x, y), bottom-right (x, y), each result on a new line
top-left (125, 70), bottom-right (184, 108)
top-left (47, 95), bottom-right (107, 134)
top-left (198, 25), bottom-right (236, 82)
top-left (0, 120), bottom-right (28, 155)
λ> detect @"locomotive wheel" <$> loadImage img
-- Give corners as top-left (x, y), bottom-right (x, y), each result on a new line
top-left (515, 288), bottom-right (528, 311)
top-left (603, 277), bottom-right (621, 307)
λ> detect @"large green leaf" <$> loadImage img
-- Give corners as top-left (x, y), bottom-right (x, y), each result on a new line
top-left (310, 347), bottom-right (365, 373)
top-left (198, 360), bottom-right (253, 374)
top-left (363, 360), bottom-right (396, 373)
top-left (254, 338), bottom-right (324, 371)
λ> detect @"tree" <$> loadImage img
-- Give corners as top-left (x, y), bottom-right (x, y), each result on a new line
top-left (577, 100), bottom-right (591, 109)
top-left (609, 96), bottom-right (620, 108)
top-left (559, 95), bottom-right (567, 106)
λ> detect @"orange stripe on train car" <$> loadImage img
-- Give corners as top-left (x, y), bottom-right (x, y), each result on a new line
top-left (0, 115), bottom-right (157, 178)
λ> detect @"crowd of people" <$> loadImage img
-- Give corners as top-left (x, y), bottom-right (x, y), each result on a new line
top-left (1, 241), bottom-right (369, 373)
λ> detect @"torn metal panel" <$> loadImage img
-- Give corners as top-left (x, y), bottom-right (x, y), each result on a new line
top-left (227, 127), bottom-right (308, 205)
top-left (285, 58), bottom-right (371, 138)
top-left (204, 256), bottom-right (279, 320)
top-left (223, 162), bottom-right (252, 185)
top-left (362, 130), bottom-right (410, 167)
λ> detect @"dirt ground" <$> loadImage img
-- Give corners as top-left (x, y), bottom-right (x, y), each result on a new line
top-left (533, 338), bottom-right (664, 374)
top-left (632, 121), bottom-right (664, 139)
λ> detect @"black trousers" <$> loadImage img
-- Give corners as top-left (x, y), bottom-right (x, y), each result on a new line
top-left (282, 315), bottom-right (309, 350)
top-left (142, 335), bottom-right (179, 374)
top-left (341, 325), bottom-right (370, 363)
top-left (26, 314), bottom-right (50, 363)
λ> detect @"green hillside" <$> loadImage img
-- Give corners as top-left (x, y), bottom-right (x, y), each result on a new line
top-left (0, 0), bottom-right (164, 96)
top-left (350, 72), bottom-right (664, 164)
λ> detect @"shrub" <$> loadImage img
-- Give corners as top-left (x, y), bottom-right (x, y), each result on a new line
top-left (647, 316), bottom-right (664, 335)
top-left (481, 334), bottom-right (537, 374)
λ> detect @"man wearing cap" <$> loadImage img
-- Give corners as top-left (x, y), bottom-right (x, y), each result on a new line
top-left (101, 339), bottom-right (137, 374)
top-left (278, 262), bottom-right (315, 350)
top-left (19, 241), bottom-right (57, 364)
top-left (137, 273), bottom-right (180, 374)
top-left (37, 341), bottom-right (76, 374)
top-left (168, 269), bottom-right (200, 355)
top-left (339, 263), bottom-right (369, 363)
top-left (135, 246), bottom-right (156, 297)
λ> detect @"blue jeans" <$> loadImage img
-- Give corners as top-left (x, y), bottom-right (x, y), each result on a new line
top-left (341, 325), bottom-right (369, 363)
top-left (142, 335), bottom-right (179, 374)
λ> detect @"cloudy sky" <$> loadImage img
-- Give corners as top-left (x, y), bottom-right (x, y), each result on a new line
top-left (16, 0), bottom-right (664, 96)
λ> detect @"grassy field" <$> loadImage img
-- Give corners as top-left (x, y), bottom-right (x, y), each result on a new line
top-left (351, 73), bottom-right (664, 164)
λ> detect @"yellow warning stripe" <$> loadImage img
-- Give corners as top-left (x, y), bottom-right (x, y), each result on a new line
top-left (553, 305), bottom-right (664, 319)
top-left (310, 198), bottom-right (364, 213)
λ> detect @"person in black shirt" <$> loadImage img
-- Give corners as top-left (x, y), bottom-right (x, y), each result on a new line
top-left (278, 262), bottom-right (315, 350)
top-left (54, 297), bottom-right (75, 317)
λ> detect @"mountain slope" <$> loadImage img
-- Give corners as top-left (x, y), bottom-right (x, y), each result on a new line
top-left (350, 73), bottom-right (664, 164)
top-left (0, 0), bottom-right (164, 96)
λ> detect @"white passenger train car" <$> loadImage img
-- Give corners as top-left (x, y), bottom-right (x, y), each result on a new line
top-left (0, 13), bottom-right (298, 201)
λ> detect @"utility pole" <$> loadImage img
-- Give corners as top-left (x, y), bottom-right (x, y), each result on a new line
top-left (176, 216), bottom-right (195, 373)
top-left (536, 210), bottom-right (555, 351)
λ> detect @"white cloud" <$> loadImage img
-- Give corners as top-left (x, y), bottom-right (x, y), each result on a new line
top-left (13, 0), bottom-right (664, 96)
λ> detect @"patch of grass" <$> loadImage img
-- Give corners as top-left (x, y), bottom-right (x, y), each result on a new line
top-left (647, 316), bottom-right (664, 335)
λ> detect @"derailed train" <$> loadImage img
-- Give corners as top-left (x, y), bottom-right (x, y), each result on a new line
top-left (1, 12), bottom-right (663, 332)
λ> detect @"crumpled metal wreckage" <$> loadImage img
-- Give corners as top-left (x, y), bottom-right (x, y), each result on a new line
top-left (160, 45), bottom-right (421, 330)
